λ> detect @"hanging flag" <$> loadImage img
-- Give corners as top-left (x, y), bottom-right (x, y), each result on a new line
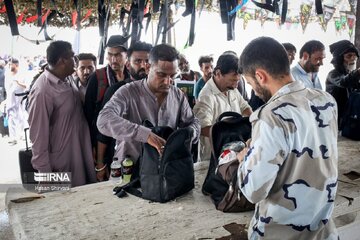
top-left (318, 15), bottom-right (325, 31)
top-left (274, 16), bottom-right (281, 29)
top-left (72, 10), bottom-right (78, 28)
top-left (340, 11), bottom-right (347, 30)
top-left (0, 5), bottom-right (6, 13)
top-left (260, 10), bottom-right (268, 27)
top-left (17, 11), bottom-right (25, 24)
top-left (243, 12), bottom-right (252, 30)
top-left (334, 17), bottom-right (342, 34)
top-left (292, 17), bottom-right (299, 30)
top-left (318, 5), bottom-right (335, 32)
top-left (285, 21), bottom-right (291, 30)
top-left (144, 1), bottom-right (150, 14)
top-left (81, 9), bottom-right (92, 23)
top-left (26, 15), bottom-right (38, 23)
top-left (254, 9), bottom-right (260, 20)
top-left (346, 12), bottom-right (356, 38)
top-left (300, 3), bottom-right (312, 33)
top-left (42, 9), bottom-right (51, 24)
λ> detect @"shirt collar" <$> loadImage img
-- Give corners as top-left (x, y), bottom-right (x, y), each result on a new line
top-left (294, 62), bottom-right (307, 75)
top-left (144, 78), bottom-right (157, 99)
top-left (270, 80), bottom-right (305, 102)
top-left (208, 77), bottom-right (225, 95)
top-left (44, 68), bottom-right (66, 84)
top-left (250, 81), bottom-right (305, 122)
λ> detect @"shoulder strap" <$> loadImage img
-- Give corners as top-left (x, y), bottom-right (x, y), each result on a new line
top-left (96, 68), bottom-right (108, 103)
top-left (113, 178), bottom-right (143, 198)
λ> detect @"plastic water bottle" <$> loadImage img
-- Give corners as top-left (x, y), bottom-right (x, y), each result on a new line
top-left (110, 157), bottom-right (121, 183)
top-left (122, 156), bottom-right (133, 183)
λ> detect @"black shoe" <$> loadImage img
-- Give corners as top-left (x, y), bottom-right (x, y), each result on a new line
top-left (8, 140), bottom-right (17, 146)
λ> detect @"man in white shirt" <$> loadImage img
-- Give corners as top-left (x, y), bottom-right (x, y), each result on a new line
top-left (291, 40), bottom-right (325, 89)
top-left (5, 58), bottom-right (27, 145)
top-left (193, 53), bottom-right (252, 162)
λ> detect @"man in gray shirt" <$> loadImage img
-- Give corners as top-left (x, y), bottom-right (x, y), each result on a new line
top-left (291, 40), bottom-right (325, 89)
top-left (97, 44), bottom-right (200, 170)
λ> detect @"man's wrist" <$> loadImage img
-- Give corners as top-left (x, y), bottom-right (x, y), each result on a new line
top-left (96, 160), bottom-right (105, 165)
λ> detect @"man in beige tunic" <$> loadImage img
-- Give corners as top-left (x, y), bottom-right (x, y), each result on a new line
top-left (28, 41), bottom-right (96, 187)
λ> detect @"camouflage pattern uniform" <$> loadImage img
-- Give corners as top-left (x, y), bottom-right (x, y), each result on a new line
top-left (238, 81), bottom-right (339, 239)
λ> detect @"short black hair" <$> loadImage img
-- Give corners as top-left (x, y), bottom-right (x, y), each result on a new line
top-left (198, 55), bottom-right (213, 68)
top-left (127, 41), bottom-right (153, 58)
top-left (222, 50), bottom-right (237, 56)
top-left (299, 40), bottom-right (325, 58)
top-left (214, 53), bottom-right (240, 75)
top-left (76, 53), bottom-right (96, 65)
top-left (149, 44), bottom-right (179, 64)
top-left (282, 42), bottom-right (296, 52)
top-left (239, 37), bottom-right (290, 77)
top-left (46, 41), bottom-right (73, 66)
top-left (10, 58), bottom-right (19, 65)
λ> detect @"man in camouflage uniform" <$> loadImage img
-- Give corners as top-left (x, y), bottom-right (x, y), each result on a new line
top-left (238, 37), bottom-right (339, 240)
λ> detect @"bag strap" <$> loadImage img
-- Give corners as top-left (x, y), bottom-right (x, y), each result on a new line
top-left (24, 128), bottom-right (30, 151)
top-left (217, 111), bottom-right (242, 122)
top-left (113, 178), bottom-right (143, 198)
top-left (96, 68), bottom-right (108, 103)
top-left (176, 95), bottom-right (185, 128)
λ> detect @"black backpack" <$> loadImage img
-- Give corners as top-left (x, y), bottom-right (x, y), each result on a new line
top-left (114, 121), bottom-right (195, 203)
top-left (341, 91), bottom-right (360, 140)
top-left (202, 112), bottom-right (255, 212)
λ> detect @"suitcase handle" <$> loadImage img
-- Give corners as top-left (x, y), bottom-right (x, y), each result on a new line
top-left (217, 111), bottom-right (243, 122)
top-left (24, 128), bottom-right (30, 151)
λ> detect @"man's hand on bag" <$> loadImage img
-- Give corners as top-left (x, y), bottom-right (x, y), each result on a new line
top-left (237, 146), bottom-right (249, 164)
top-left (147, 132), bottom-right (166, 155)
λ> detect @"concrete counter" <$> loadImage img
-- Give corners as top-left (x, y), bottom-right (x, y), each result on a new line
top-left (5, 137), bottom-right (360, 240)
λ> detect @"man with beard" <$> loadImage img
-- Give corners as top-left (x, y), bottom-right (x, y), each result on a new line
top-left (84, 35), bottom-right (129, 166)
top-left (193, 53), bottom-right (252, 162)
top-left (95, 41), bottom-right (152, 181)
top-left (74, 53), bottom-right (96, 103)
top-left (194, 55), bottom-right (214, 100)
top-left (97, 44), bottom-right (200, 177)
top-left (28, 41), bottom-right (96, 187)
top-left (178, 54), bottom-right (202, 82)
top-left (282, 42), bottom-right (297, 65)
top-left (326, 40), bottom-right (360, 128)
top-left (238, 37), bottom-right (338, 240)
top-left (177, 54), bottom-right (202, 108)
top-left (291, 40), bottom-right (325, 89)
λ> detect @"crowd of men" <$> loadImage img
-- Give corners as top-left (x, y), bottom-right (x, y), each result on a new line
top-left (1, 35), bottom-right (360, 239)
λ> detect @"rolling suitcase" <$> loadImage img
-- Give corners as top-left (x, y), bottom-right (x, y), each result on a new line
top-left (19, 128), bottom-right (37, 190)
top-left (0, 114), bottom-right (9, 137)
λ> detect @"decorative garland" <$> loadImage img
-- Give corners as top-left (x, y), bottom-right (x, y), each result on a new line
top-left (0, 0), bottom-right (356, 38)
top-left (0, 0), bottom-right (217, 28)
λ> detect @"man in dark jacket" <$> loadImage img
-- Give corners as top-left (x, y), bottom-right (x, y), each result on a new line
top-left (84, 35), bottom-right (129, 164)
top-left (326, 40), bottom-right (360, 127)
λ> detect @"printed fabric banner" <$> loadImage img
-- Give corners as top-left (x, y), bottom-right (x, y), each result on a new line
top-left (319, 5), bottom-right (335, 32)
top-left (300, 3), bottom-right (312, 33)
top-left (346, 12), bottom-right (356, 38)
